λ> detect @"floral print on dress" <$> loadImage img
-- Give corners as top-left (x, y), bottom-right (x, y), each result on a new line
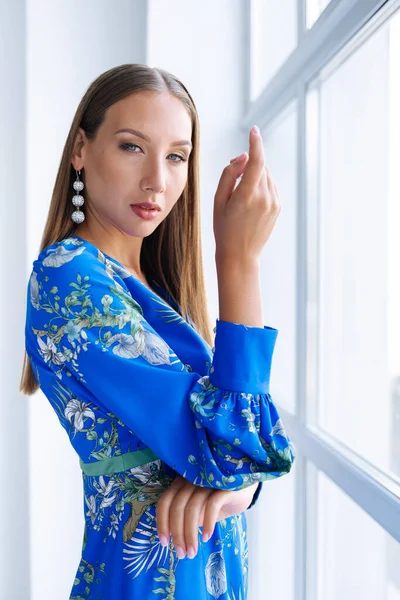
top-left (25, 235), bottom-right (295, 599)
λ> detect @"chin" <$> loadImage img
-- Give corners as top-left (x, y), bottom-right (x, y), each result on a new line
top-left (121, 224), bottom-right (160, 238)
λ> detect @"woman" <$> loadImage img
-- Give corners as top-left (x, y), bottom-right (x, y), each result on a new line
top-left (20, 63), bottom-right (294, 599)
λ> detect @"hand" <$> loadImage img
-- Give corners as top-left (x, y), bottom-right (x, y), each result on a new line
top-left (155, 476), bottom-right (258, 559)
top-left (213, 125), bottom-right (280, 266)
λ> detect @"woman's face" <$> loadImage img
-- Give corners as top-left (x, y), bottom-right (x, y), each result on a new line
top-left (73, 90), bottom-right (192, 237)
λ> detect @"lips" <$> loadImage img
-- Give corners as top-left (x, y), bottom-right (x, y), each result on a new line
top-left (130, 204), bottom-right (160, 220)
top-left (130, 203), bottom-right (161, 211)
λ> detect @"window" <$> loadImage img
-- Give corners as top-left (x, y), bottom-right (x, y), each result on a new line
top-left (306, 7), bottom-right (400, 483)
top-left (250, 0), bottom-right (298, 101)
top-left (312, 466), bottom-right (400, 599)
top-left (245, 1), bottom-right (400, 598)
top-left (307, 0), bottom-right (332, 29)
top-left (261, 102), bottom-right (298, 414)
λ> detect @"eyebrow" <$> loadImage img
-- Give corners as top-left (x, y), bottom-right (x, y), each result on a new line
top-left (114, 128), bottom-right (193, 149)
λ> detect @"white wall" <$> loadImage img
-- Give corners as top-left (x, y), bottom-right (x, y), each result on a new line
top-left (0, 2), bottom-right (30, 599)
top-left (26, 1), bottom-right (147, 598)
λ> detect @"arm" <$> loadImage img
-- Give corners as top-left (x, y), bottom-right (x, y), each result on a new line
top-left (26, 250), bottom-right (294, 492)
top-left (216, 256), bottom-right (264, 328)
top-left (216, 257), bottom-right (268, 510)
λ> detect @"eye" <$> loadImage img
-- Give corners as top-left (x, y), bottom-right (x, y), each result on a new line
top-left (120, 143), bottom-right (187, 163)
top-left (169, 153), bottom-right (187, 163)
top-left (120, 143), bottom-right (142, 153)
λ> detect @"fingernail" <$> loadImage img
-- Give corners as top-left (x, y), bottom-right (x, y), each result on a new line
top-left (252, 125), bottom-right (260, 136)
top-left (159, 535), bottom-right (168, 547)
top-left (202, 532), bottom-right (210, 543)
top-left (175, 545), bottom-right (186, 559)
top-left (232, 153), bottom-right (245, 163)
top-left (187, 546), bottom-right (196, 559)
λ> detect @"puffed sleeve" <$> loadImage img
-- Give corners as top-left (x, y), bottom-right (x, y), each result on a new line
top-left (26, 249), bottom-right (295, 492)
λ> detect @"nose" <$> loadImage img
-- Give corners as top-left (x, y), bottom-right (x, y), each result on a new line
top-left (140, 157), bottom-right (166, 194)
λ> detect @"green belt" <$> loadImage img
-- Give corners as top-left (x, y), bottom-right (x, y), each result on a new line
top-left (79, 447), bottom-right (160, 476)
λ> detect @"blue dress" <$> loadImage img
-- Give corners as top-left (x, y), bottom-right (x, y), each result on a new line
top-left (24, 234), bottom-right (295, 600)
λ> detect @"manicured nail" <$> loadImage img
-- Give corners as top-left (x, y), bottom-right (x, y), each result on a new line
top-left (187, 546), bottom-right (196, 559)
top-left (202, 532), bottom-right (210, 543)
top-left (175, 545), bottom-right (186, 559)
top-left (231, 153), bottom-right (245, 163)
top-left (159, 535), bottom-right (168, 547)
top-left (252, 125), bottom-right (260, 136)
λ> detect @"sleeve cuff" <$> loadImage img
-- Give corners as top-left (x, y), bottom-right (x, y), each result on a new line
top-left (209, 318), bottom-right (278, 394)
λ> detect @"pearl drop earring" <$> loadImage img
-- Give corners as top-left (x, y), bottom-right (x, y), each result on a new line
top-left (71, 169), bottom-right (85, 223)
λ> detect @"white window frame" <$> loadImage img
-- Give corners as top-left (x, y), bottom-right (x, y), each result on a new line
top-left (244, 1), bottom-right (400, 598)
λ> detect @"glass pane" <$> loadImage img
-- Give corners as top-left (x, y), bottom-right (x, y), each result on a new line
top-left (307, 0), bottom-right (332, 29)
top-left (315, 469), bottom-right (400, 599)
top-left (306, 8), bottom-right (400, 481)
top-left (261, 102), bottom-right (297, 414)
top-left (247, 460), bottom-right (296, 600)
top-left (250, 0), bottom-right (297, 100)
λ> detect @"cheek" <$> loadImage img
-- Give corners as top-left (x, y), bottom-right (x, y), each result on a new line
top-left (176, 168), bottom-right (189, 195)
top-left (89, 151), bottom-right (120, 191)
top-left (86, 163), bottom-right (122, 210)
top-left (171, 175), bottom-right (187, 205)
top-left (164, 183), bottom-right (186, 217)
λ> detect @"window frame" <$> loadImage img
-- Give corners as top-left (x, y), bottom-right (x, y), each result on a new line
top-left (245, 1), bottom-right (400, 599)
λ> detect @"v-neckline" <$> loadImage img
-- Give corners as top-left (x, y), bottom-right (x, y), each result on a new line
top-left (67, 235), bottom-right (180, 314)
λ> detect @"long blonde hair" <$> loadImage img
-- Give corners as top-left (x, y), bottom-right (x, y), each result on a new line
top-left (20, 63), bottom-right (214, 396)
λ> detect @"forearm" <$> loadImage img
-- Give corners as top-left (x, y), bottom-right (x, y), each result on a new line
top-left (218, 482), bottom-right (260, 518)
top-left (215, 259), bottom-right (265, 512)
top-left (216, 257), bottom-right (263, 328)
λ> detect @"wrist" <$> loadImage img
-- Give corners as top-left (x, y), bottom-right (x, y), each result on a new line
top-left (215, 253), bottom-right (260, 276)
top-left (221, 484), bottom-right (259, 516)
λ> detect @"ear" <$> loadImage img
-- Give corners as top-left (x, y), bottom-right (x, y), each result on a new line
top-left (71, 127), bottom-right (87, 171)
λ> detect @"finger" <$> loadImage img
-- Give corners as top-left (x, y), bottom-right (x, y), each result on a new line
top-left (156, 477), bottom-right (185, 545)
top-left (230, 153), bottom-right (247, 165)
top-left (184, 488), bottom-right (213, 558)
top-left (199, 502), bottom-right (206, 528)
top-left (258, 165), bottom-right (269, 195)
top-left (265, 166), bottom-right (274, 191)
top-left (169, 485), bottom-right (197, 559)
top-left (214, 153), bottom-right (249, 210)
top-left (202, 492), bottom-right (227, 542)
top-left (238, 127), bottom-right (265, 194)
top-left (259, 166), bottom-right (278, 209)
top-left (264, 168), bottom-right (280, 209)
